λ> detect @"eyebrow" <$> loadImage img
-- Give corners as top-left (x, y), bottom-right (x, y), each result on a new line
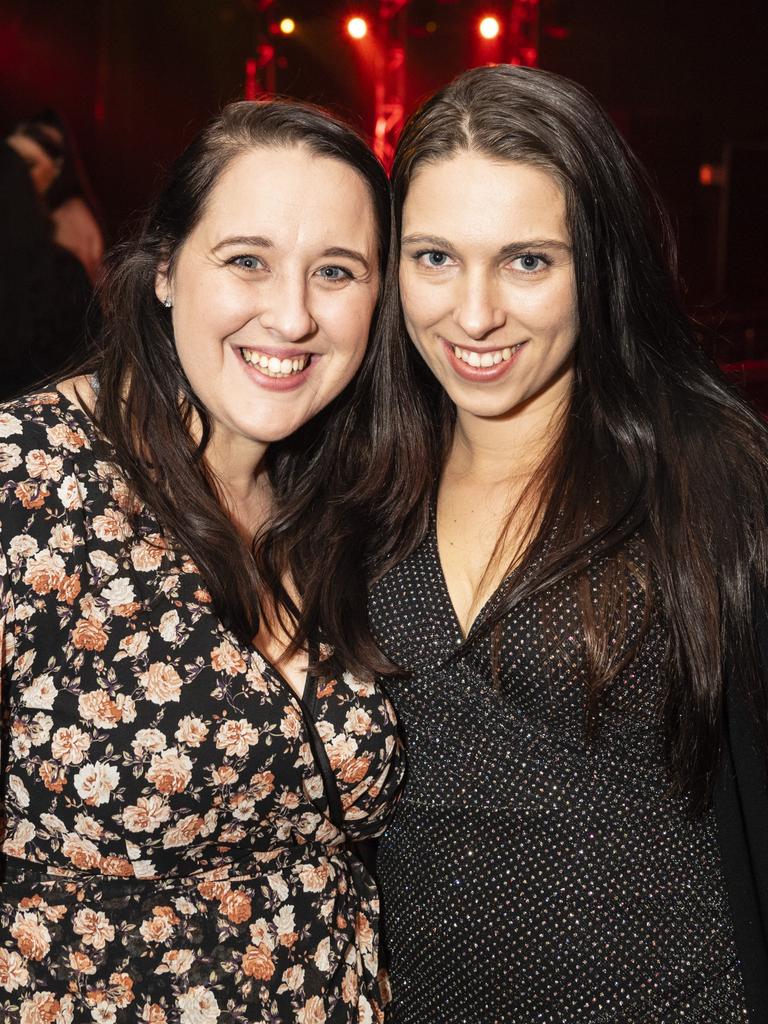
top-left (212, 238), bottom-right (371, 272)
top-left (320, 246), bottom-right (371, 273)
top-left (212, 235), bottom-right (272, 253)
top-left (497, 239), bottom-right (571, 259)
top-left (401, 233), bottom-right (571, 257)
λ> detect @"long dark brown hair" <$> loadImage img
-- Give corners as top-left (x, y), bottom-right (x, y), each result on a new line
top-left (388, 65), bottom-right (768, 813)
top-left (89, 99), bottom-right (425, 676)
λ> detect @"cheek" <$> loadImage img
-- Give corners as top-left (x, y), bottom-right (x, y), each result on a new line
top-left (178, 268), bottom-right (234, 313)
top-left (400, 273), bottom-right (446, 331)
top-left (171, 334), bottom-right (208, 394)
top-left (323, 291), bottom-right (377, 360)
top-left (174, 278), bottom-right (252, 348)
top-left (515, 280), bottom-right (578, 338)
top-left (317, 304), bottom-right (371, 398)
top-left (549, 284), bottom-right (579, 344)
top-left (171, 304), bottom-right (233, 383)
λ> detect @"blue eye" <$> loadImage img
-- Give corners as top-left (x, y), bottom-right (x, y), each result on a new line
top-left (316, 265), bottom-right (352, 282)
top-left (513, 253), bottom-right (549, 273)
top-left (416, 251), bottom-right (452, 268)
top-left (229, 255), bottom-right (262, 270)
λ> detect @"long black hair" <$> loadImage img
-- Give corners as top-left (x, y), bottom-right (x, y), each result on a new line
top-left (388, 64), bottom-right (768, 814)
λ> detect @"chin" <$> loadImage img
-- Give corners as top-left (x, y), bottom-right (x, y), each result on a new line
top-left (245, 426), bottom-right (297, 445)
top-left (259, 416), bottom-right (314, 442)
top-left (446, 385), bottom-right (517, 414)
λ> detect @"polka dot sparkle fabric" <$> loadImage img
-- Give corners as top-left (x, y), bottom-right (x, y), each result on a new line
top-left (369, 513), bottom-right (748, 1023)
top-left (0, 390), bottom-right (404, 1024)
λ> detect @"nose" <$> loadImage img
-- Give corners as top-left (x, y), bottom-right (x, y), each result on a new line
top-left (453, 272), bottom-right (505, 340)
top-left (258, 272), bottom-right (317, 343)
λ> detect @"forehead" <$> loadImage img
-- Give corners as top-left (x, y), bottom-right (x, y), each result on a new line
top-left (195, 144), bottom-right (377, 251)
top-left (402, 151), bottom-right (567, 243)
top-left (9, 134), bottom-right (54, 166)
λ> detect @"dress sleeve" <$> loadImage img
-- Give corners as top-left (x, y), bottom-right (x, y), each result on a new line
top-left (307, 669), bottom-right (405, 842)
top-left (0, 535), bottom-right (15, 725)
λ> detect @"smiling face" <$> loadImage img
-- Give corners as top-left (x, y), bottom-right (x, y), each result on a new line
top-left (156, 143), bottom-right (379, 466)
top-left (399, 151), bottom-right (578, 434)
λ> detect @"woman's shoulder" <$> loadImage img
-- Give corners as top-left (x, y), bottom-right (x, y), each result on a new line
top-left (0, 382), bottom-right (96, 464)
top-left (0, 382), bottom-right (103, 535)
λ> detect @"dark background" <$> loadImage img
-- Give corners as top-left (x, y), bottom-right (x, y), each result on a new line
top-left (1, 0), bottom-right (766, 349)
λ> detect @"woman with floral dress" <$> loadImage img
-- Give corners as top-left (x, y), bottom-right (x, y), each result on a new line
top-left (0, 100), bottom-right (407, 1024)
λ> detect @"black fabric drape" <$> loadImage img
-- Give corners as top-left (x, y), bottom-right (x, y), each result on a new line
top-left (714, 596), bottom-right (768, 1024)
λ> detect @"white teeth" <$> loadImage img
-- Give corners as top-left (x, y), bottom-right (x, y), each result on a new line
top-left (241, 349), bottom-right (310, 377)
top-left (452, 343), bottom-right (521, 367)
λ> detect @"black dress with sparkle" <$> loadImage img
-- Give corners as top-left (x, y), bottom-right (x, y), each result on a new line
top-left (368, 517), bottom-right (749, 1023)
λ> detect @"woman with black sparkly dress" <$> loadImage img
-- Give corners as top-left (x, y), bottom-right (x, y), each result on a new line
top-left (368, 66), bottom-right (768, 1023)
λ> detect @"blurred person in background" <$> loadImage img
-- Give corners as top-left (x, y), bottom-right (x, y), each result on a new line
top-left (7, 109), bottom-right (105, 283)
top-left (0, 140), bottom-right (93, 401)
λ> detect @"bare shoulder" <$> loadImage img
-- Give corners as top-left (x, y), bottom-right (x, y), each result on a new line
top-left (56, 375), bottom-right (96, 415)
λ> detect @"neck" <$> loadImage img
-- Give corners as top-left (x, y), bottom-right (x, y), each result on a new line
top-left (449, 380), bottom-right (571, 485)
top-left (199, 421), bottom-right (272, 539)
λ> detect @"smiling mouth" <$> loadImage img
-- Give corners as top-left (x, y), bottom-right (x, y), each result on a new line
top-left (451, 343), bottom-right (524, 367)
top-left (240, 348), bottom-right (311, 378)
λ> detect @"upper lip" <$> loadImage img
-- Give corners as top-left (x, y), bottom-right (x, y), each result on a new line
top-left (237, 345), bottom-right (317, 359)
top-left (441, 338), bottom-right (524, 353)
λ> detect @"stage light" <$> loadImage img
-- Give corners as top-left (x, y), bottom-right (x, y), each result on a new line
top-left (699, 163), bottom-right (725, 186)
top-left (479, 15), bottom-right (501, 40)
top-left (347, 16), bottom-right (368, 40)
top-left (279, 17), bottom-right (296, 35)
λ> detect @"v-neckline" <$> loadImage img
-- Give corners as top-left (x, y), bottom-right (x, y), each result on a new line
top-left (53, 386), bottom-right (319, 717)
top-left (429, 502), bottom-right (505, 646)
top-left (50, 386), bottom-right (351, 826)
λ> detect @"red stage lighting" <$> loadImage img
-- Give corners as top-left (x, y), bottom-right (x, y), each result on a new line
top-left (479, 15), bottom-right (501, 40)
top-left (347, 16), bottom-right (368, 40)
top-left (699, 163), bottom-right (725, 187)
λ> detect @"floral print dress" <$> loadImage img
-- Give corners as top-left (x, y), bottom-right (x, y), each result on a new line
top-left (0, 390), bottom-right (404, 1024)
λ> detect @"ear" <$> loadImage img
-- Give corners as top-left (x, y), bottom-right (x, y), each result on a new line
top-left (154, 262), bottom-right (170, 306)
